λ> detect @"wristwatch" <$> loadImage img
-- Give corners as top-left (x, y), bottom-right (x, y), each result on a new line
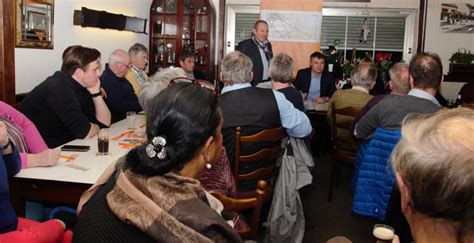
top-left (91, 91), bottom-right (102, 97)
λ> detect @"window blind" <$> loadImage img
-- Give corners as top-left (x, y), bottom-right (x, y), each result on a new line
top-left (321, 15), bottom-right (405, 52)
top-left (235, 13), bottom-right (259, 45)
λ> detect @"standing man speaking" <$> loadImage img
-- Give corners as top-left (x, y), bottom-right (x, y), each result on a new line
top-left (236, 20), bottom-right (273, 86)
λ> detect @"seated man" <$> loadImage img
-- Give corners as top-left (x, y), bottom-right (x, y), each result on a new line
top-left (294, 51), bottom-right (336, 104)
top-left (21, 46), bottom-right (111, 148)
top-left (327, 63), bottom-right (376, 139)
top-left (178, 52), bottom-right (206, 80)
top-left (125, 43), bottom-right (149, 95)
top-left (391, 108), bottom-right (474, 243)
top-left (355, 52), bottom-right (443, 139)
top-left (350, 62), bottom-right (410, 136)
top-left (219, 51), bottom-right (311, 177)
top-left (101, 49), bottom-right (142, 123)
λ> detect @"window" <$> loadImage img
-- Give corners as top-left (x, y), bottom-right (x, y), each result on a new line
top-left (321, 15), bottom-right (407, 63)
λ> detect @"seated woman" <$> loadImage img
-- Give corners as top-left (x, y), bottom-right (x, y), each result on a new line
top-left (0, 101), bottom-right (59, 168)
top-left (391, 108), bottom-right (474, 243)
top-left (74, 83), bottom-right (241, 242)
top-left (139, 67), bottom-right (237, 199)
top-left (0, 121), bottom-right (74, 242)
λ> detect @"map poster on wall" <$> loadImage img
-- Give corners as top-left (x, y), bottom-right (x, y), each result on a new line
top-left (440, 3), bottom-right (474, 33)
top-left (261, 10), bottom-right (322, 43)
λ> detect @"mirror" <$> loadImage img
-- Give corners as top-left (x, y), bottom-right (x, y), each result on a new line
top-left (15, 0), bottom-right (54, 49)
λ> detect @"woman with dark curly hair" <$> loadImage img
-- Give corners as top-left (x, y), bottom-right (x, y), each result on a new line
top-left (74, 83), bottom-right (241, 242)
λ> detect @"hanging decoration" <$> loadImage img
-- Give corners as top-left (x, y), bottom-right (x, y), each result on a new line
top-left (359, 18), bottom-right (370, 43)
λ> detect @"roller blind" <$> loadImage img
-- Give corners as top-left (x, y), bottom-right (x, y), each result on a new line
top-left (235, 13), bottom-right (259, 45)
top-left (321, 15), bottom-right (406, 52)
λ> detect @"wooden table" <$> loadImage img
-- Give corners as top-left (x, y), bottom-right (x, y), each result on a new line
top-left (304, 99), bottom-right (329, 116)
top-left (9, 117), bottom-right (145, 216)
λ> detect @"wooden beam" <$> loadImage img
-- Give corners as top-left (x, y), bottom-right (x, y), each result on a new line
top-left (0, 0), bottom-right (16, 105)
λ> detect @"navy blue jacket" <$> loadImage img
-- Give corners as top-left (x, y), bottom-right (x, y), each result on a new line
top-left (0, 145), bottom-right (21, 233)
top-left (236, 39), bottom-right (273, 86)
top-left (101, 64), bottom-right (142, 123)
top-left (293, 68), bottom-right (336, 98)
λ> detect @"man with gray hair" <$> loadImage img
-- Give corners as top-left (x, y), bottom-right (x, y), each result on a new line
top-left (219, 51), bottom-right (311, 171)
top-left (350, 62), bottom-right (410, 135)
top-left (101, 49), bottom-right (142, 123)
top-left (327, 63), bottom-right (376, 138)
top-left (355, 52), bottom-right (443, 139)
top-left (138, 67), bottom-right (186, 113)
top-left (125, 43), bottom-right (149, 95)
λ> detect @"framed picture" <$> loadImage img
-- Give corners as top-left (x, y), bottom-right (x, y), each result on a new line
top-left (15, 0), bottom-right (54, 49)
top-left (28, 11), bottom-right (48, 31)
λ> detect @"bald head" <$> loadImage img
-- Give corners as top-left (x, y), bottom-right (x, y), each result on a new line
top-left (409, 52), bottom-right (442, 90)
top-left (351, 63), bottom-right (377, 91)
top-left (108, 49), bottom-right (131, 77)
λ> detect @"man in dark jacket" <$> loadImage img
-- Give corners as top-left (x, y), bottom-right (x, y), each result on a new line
top-left (101, 49), bottom-right (142, 123)
top-left (236, 20), bottom-right (273, 86)
top-left (294, 51), bottom-right (336, 104)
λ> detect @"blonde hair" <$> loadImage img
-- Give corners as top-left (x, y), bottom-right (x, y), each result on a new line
top-left (391, 108), bottom-right (474, 242)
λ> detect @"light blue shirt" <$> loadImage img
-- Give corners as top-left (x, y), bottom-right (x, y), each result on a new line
top-left (307, 74), bottom-right (321, 100)
top-left (221, 83), bottom-right (312, 138)
top-left (408, 89), bottom-right (441, 107)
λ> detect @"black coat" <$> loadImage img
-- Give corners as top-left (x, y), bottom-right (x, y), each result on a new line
top-left (236, 39), bottom-right (273, 86)
top-left (293, 68), bottom-right (336, 98)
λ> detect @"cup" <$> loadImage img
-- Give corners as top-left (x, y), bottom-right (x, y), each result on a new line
top-left (97, 128), bottom-right (109, 156)
top-left (126, 111), bottom-right (137, 130)
top-left (373, 224), bottom-right (395, 243)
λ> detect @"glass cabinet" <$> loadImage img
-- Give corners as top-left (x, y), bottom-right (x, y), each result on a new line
top-left (149, 0), bottom-right (212, 79)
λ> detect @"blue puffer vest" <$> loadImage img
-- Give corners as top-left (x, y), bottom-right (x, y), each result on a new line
top-left (352, 128), bottom-right (401, 221)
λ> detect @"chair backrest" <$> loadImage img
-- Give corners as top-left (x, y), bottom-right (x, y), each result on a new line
top-left (330, 101), bottom-right (361, 147)
top-left (234, 126), bottom-right (286, 198)
top-left (211, 180), bottom-right (267, 240)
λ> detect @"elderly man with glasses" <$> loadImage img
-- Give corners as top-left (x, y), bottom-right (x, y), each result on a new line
top-left (101, 49), bottom-right (142, 123)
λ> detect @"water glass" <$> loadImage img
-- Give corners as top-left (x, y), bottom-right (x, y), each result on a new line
top-left (126, 111), bottom-right (137, 130)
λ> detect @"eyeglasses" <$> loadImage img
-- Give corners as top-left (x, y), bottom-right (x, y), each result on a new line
top-left (118, 62), bottom-right (132, 70)
top-left (169, 77), bottom-right (217, 96)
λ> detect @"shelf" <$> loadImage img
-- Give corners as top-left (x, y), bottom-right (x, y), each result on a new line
top-left (152, 35), bottom-right (177, 39)
top-left (150, 0), bottom-right (212, 78)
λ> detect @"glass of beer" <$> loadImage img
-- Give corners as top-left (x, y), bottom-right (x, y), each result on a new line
top-left (97, 128), bottom-right (109, 156)
top-left (373, 224), bottom-right (394, 243)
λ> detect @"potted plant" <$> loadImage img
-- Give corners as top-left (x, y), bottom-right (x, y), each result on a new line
top-left (447, 48), bottom-right (474, 82)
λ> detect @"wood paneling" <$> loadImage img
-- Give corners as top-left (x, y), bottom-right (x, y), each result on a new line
top-left (0, 0), bottom-right (16, 104)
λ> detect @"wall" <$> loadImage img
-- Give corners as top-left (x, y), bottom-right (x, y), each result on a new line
top-left (424, 0), bottom-right (474, 74)
top-left (15, 0), bottom-right (151, 93)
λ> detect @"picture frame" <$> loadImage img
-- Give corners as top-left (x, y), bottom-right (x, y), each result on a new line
top-left (15, 0), bottom-right (54, 49)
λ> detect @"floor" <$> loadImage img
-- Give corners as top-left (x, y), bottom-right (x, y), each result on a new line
top-left (301, 152), bottom-right (378, 242)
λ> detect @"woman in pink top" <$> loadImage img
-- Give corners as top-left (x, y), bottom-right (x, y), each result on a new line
top-left (0, 101), bottom-right (58, 168)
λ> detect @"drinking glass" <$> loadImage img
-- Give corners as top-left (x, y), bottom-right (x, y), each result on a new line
top-left (373, 224), bottom-right (394, 243)
top-left (126, 111), bottom-right (137, 130)
top-left (97, 128), bottom-right (109, 156)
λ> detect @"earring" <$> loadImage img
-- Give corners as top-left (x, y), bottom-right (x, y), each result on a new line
top-left (205, 163), bottom-right (212, 170)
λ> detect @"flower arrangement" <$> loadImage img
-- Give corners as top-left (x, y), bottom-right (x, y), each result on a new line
top-left (375, 52), bottom-right (393, 82)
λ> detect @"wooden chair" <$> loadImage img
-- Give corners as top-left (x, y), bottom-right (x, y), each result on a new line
top-left (211, 180), bottom-right (267, 240)
top-left (234, 126), bottom-right (286, 200)
top-left (328, 102), bottom-right (361, 201)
